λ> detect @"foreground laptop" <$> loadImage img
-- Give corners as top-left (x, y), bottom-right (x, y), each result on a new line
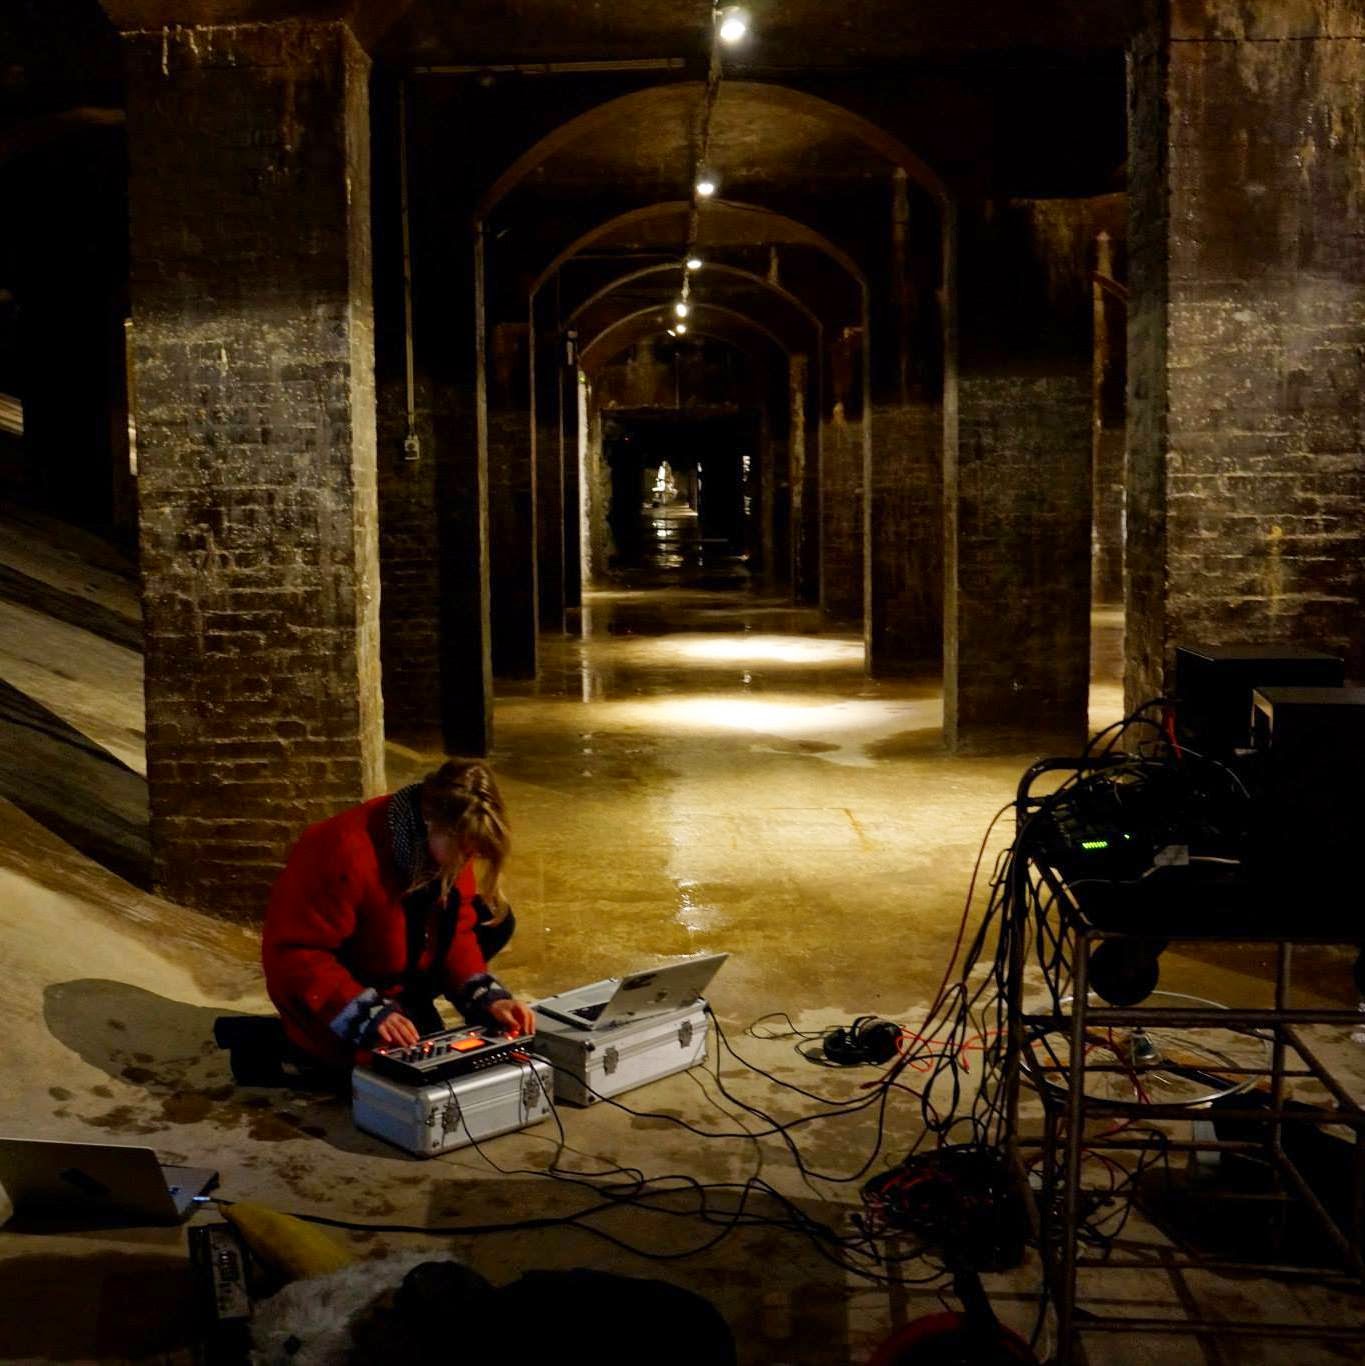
top-left (534, 952), bottom-right (728, 1031)
top-left (0, 1137), bottom-right (218, 1225)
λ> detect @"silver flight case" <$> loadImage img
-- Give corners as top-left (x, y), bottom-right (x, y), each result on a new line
top-left (529, 1001), bottom-right (709, 1106)
top-left (351, 1054), bottom-right (554, 1157)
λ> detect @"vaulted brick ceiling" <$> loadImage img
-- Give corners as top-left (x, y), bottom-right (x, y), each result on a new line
top-left (379, 1), bottom-right (1134, 63)
top-left (94, 0), bottom-right (1134, 60)
top-left (513, 83), bottom-right (894, 198)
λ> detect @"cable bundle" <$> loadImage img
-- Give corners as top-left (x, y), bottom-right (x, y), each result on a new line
top-left (232, 702), bottom-right (1245, 1302)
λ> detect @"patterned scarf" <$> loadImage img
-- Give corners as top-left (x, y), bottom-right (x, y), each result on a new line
top-left (387, 783), bottom-right (427, 886)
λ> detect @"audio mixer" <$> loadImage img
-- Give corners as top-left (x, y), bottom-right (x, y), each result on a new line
top-left (367, 1024), bottom-right (523, 1085)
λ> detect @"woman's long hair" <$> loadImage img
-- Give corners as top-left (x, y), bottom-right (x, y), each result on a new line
top-left (416, 758), bottom-right (510, 912)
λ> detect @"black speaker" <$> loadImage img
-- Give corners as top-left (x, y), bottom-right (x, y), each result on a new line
top-left (1249, 686), bottom-right (1365, 918)
top-left (1175, 643), bottom-right (1343, 756)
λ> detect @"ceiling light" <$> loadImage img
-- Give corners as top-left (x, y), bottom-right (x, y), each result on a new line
top-left (674, 301), bottom-right (690, 318)
top-left (675, 322), bottom-right (687, 334)
top-left (666, 328), bottom-right (677, 337)
top-left (695, 172), bottom-right (718, 198)
top-left (686, 256), bottom-right (704, 271)
top-left (717, 7), bottom-right (749, 44)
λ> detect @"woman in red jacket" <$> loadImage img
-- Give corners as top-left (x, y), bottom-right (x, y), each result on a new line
top-left (262, 758), bottom-right (535, 1069)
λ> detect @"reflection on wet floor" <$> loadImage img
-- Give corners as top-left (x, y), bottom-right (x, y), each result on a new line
top-left (489, 582), bottom-right (1129, 1018)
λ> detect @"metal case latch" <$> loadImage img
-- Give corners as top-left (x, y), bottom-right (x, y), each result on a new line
top-left (521, 1071), bottom-right (541, 1111)
top-left (602, 1046), bottom-right (620, 1076)
top-left (678, 1020), bottom-right (694, 1049)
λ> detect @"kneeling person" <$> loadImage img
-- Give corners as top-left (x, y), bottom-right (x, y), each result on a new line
top-left (263, 758), bottom-right (535, 1070)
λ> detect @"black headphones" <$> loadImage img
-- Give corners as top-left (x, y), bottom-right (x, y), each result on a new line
top-left (822, 1015), bottom-right (902, 1066)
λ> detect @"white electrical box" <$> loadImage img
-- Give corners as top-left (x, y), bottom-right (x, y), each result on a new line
top-left (352, 1054), bottom-right (553, 1157)
top-left (529, 1001), bottom-right (709, 1107)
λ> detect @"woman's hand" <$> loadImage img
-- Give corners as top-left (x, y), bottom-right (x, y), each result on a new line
top-left (374, 1011), bottom-right (420, 1047)
top-left (488, 998), bottom-right (536, 1038)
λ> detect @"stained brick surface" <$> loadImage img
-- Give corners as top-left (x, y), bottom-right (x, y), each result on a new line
top-left (869, 401), bottom-right (944, 671)
top-left (947, 372), bottom-right (1092, 753)
top-left (1127, 1), bottom-right (1365, 706)
top-left (125, 21), bottom-right (383, 917)
top-left (820, 413), bottom-right (864, 621)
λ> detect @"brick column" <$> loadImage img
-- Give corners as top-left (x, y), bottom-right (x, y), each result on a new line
top-left (868, 401), bottom-right (944, 671)
top-left (820, 327), bottom-right (864, 621)
top-left (561, 356), bottom-right (584, 611)
top-left (124, 21), bottom-right (383, 916)
top-left (533, 313), bottom-right (565, 634)
top-left (866, 173), bottom-right (948, 673)
top-left (789, 353), bottom-right (817, 602)
top-left (1127, 0), bottom-right (1365, 706)
top-left (945, 373), bottom-right (1092, 753)
top-left (1091, 232), bottom-right (1126, 605)
top-left (487, 321), bottom-right (537, 678)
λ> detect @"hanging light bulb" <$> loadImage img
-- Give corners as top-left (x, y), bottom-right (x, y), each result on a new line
top-left (716, 7), bottom-right (749, 45)
top-left (674, 301), bottom-right (690, 318)
top-left (675, 322), bottom-right (687, 334)
top-left (686, 256), bottom-right (704, 271)
top-left (695, 171), bottom-right (718, 198)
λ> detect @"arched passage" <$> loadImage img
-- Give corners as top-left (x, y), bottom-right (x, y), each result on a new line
top-left (477, 80), bottom-right (949, 220)
top-left (579, 310), bottom-right (788, 586)
top-left (527, 202), bottom-right (854, 621)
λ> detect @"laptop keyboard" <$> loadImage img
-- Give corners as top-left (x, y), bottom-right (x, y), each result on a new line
top-left (572, 1001), bottom-right (608, 1021)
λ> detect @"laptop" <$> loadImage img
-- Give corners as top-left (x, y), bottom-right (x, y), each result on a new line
top-left (533, 953), bottom-right (728, 1031)
top-left (0, 1137), bottom-right (218, 1225)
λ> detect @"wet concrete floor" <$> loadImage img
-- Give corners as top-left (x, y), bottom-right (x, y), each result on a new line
top-left (2, 546), bottom-right (1363, 1363)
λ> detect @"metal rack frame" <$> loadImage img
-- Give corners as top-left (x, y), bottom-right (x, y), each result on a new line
top-left (1007, 916), bottom-right (1365, 1365)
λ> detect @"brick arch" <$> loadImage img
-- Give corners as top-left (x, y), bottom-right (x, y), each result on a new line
top-left (530, 199), bottom-right (867, 299)
top-left (476, 79), bottom-right (948, 220)
top-left (567, 261), bottom-right (822, 338)
top-left (579, 301), bottom-right (789, 372)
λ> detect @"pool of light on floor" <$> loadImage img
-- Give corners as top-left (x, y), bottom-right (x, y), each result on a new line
top-left (616, 693), bottom-right (937, 766)
top-left (664, 635), bottom-right (864, 666)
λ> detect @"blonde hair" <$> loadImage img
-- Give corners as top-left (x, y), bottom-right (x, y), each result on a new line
top-left (419, 758), bottom-right (510, 909)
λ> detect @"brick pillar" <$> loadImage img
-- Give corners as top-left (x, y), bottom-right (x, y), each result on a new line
top-left (533, 315), bottom-right (565, 634)
top-left (764, 363), bottom-right (793, 595)
top-left (487, 321), bottom-right (537, 679)
top-left (868, 401), bottom-right (944, 672)
top-left (561, 356), bottom-right (583, 610)
top-left (789, 353), bottom-right (817, 602)
top-left (1127, 0), bottom-right (1365, 706)
top-left (124, 21), bottom-right (383, 916)
top-left (1091, 232), bottom-right (1126, 605)
top-left (945, 373), bottom-right (1092, 754)
top-left (820, 327), bottom-right (864, 621)
top-left (821, 410), bottom-right (863, 620)
top-left (867, 171), bottom-right (946, 674)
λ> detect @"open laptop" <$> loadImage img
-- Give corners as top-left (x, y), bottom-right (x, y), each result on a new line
top-left (534, 952), bottom-right (728, 1031)
top-left (0, 1137), bottom-right (218, 1225)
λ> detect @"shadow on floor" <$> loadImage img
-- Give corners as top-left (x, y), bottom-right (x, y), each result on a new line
top-left (422, 1174), bottom-right (857, 1365)
top-left (0, 677), bottom-right (150, 888)
top-left (0, 1250), bottom-right (197, 1361)
top-left (42, 979), bottom-right (364, 1149)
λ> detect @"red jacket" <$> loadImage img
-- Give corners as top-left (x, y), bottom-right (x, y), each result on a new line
top-left (262, 794), bottom-right (489, 1066)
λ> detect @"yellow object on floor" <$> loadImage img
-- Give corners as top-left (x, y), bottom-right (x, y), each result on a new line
top-left (222, 1201), bottom-right (356, 1281)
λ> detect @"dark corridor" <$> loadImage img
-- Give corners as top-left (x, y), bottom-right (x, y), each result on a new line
top-left (601, 410), bottom-right (757, 584)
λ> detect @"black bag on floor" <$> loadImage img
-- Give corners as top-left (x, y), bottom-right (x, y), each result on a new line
top-left (387, 1261), bottom-right (738, 1365)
